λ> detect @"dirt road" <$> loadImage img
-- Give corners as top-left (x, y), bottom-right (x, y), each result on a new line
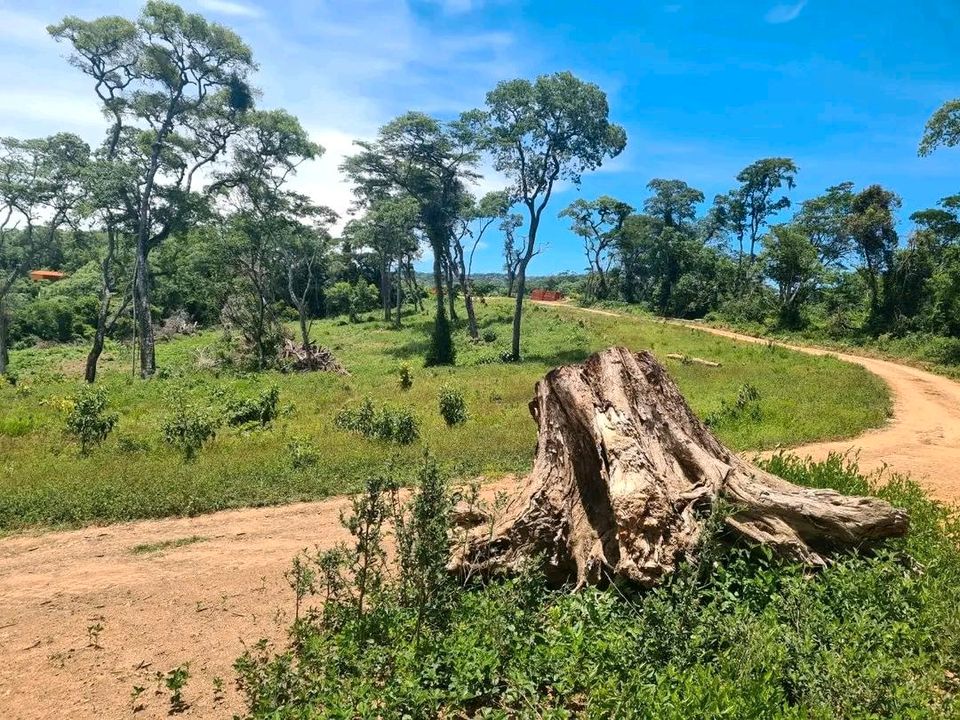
top-left (2, 306), bottom-right (959, 719)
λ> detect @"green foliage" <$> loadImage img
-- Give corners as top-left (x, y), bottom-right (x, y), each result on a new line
top-left (64, 386), bottom-right (118, 454)
top-left (286, 435), bottom-right (319, 469)
top-left (326, 280), bottom-right (379, 322)
top-left (438, 386), bottom-right (467, 426)
top-left (398, 364), bottom-right (413, 390)
top-left (164, 664), bottom-right (191, 715)
top-left (705, 383), bottom-right (762, 427)
top-left (226, 384), bottom-right (281, 428)
top-left (334, 397), bottom-right (420, 445)
top-left (234, 456), bottom-right (960, 718)
top-left (162, 394), bottom-right (219, 460)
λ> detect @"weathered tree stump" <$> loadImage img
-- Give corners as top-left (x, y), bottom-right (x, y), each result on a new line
top-left (450, 347), bottom-right (908, 587)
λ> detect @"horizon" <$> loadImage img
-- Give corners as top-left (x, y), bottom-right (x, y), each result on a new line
top-left (1, 0), bottom-right (957, 273)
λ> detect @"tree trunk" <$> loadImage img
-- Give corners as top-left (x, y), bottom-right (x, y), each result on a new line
top-left (450, 347), bottom-right (909, 588)
top-left (0, 298), bottom-right (8, 377)
top-left (133, 246), bottom-right (155, 378)
top-left (510, 261), bottom-right (528, 361)
top-left (445, 257), bottom-right (457, 322)
top-left (394, 261), bottom-right (403, 329)
top-left (85, 302), bottom-right (109, 384)
top-left (380, 258), bottom-right (391, 322)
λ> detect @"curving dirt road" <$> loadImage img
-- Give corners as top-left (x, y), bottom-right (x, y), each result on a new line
top-left (2, 307), bottom-right (959, 719)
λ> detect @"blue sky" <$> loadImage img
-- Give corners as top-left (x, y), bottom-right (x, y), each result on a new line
top-left (0, 0), bottom-right (957, 274)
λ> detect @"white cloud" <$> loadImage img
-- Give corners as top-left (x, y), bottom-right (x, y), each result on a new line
top-left (765, 1), bottom-right (807, 24)
top-left (196, 0), bottom-right (263, 18)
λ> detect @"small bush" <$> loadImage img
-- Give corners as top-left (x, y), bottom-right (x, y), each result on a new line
top-left (287, 435), bottom-right (320, 469)
top-left (64, 387), bottom-right (118, 454)
top-left (705, 383), bottom-right (762, 426)
top-left (226, 385), bottom-right (281, 428)
top-left (438, 386), bottom-right (467, 427)
top-left (162, 396), bottom-right (219, 460)
top-left (399, 365), bottom-right (413, 391)
top-left (481, 329), bottom-right (497, 343)
top-left (335, 397), bottom-right (420, 444)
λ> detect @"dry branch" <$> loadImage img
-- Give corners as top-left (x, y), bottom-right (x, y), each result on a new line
top-left (666, 353), bottom-right (721, 367)
top-left (450, 347), bottom-right (907, 588)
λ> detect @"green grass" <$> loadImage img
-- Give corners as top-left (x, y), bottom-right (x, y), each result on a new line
top-left (130, 535), bottom-right (207, 555)
top-left (0, 300), bottom-right (890, 532)
top-left (235, 455), bottom-right (960, 719)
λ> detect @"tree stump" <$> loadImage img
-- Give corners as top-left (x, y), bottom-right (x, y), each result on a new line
top-left (450, 347), bottom-right (908, 587)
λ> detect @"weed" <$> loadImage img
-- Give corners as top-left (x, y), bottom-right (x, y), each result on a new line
top-left (705, 382), bottom-right (762, 426)
top-left (286, 435), bottom-right (319, 469)
top-left (86, 621), bottom-right (104, 649)
top-left (164, 664), bottom-right (190, 714)
top-left (130, 684), bottom-right (145, 713)
top-left (399, 364), bottom-right (413, 390)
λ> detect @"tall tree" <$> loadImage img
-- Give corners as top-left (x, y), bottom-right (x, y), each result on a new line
top-left (214, 109), bottom-right (328, 369)
top-left (559, 196), bottom-right (632, 300)
top-left (342, 112), bottom-right (480, 366)
top-left (845, 184), bottom-right (901, 327)
top-left (451, 190), bottom-right (509, 339)
top-left (0, 134), bottom-right (88, 376)
top-left (762, 224), bottom-right (822, 328)
top-left (794, 182), bottom-right (855, 267)
top-left (345, 195), bottom-right (419, 328)
top-left (476, 72), bottom-right (626, 360)
top-left (643, 179), bottom-right (703, 228)
top-left (919, 98), bottom-right (960, 157)
top-left (734, 157), bottom-right (798, 264)
top-left (50, 1), bottom-right (256, 377)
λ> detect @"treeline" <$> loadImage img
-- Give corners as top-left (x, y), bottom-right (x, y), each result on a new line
top-left (1, 1), bottom-right (958, 381)
top-left (0, 2), bottom-right (626, 380)
top-left (559, 154), bottom-right (959, 362)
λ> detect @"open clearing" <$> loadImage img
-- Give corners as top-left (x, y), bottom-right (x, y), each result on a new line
top-left (1, 304), bottom-right (956, 719)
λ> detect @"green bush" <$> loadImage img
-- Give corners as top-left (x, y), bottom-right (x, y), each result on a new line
top-left (64, 387), bottom-right (118, 454)
top-left (438, 386), bottom-right (467, 427)
top-left (705, 382), bottom-right (762, 426)
top-left (398, 365), bottom-right (413, 391)
top-left (334, 397), bottom-right (420, 444)
top-left (226, 385), bottom-right (281, 428)
top-left (234, 456), bottom-right (960, 719)
top-left (162, 396), bottom-right (219, 460)
top-left (0, 415), bottom-right (39, 437)
top-left (286, 435), bottom-right (319, 469)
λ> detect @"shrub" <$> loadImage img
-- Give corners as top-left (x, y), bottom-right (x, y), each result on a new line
top-left (235, 456), bottom-right (960, 719)
top-left (287, 435), bottom-right (319, 469)
top-left (481, 329), bottom-right (497, 343)
top-left (335, 398), bottom-right (420, 444)
top-left (226, 385), bottom-right (281, 428)
top-left (64, 387), bottom-right (118, 454)
top-left (438, 386), bottom-right (467, 427)
top-left (162, 396), bottom-right (219, 460)
top-left (399, 365), bottom-right (413, 391)
top-left (705, 382), bottom-right (762, 426)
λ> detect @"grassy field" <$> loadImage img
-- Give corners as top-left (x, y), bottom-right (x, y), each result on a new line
top-left (0, 300), bottom-right (890, 532)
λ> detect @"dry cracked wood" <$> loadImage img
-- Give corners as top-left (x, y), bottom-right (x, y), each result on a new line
top-left (450, 347), bottom-right (909, 587)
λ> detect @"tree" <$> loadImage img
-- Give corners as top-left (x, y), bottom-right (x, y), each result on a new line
top-left (0, 134), bottom-right (88, 376)
top-left (476, 72), bottom-right (626, 360)
top-left (846, 184), bottom-right (901, 327)
top-left (643, 178), bottom-right (703, 228)
top-left (559, 195), bottom-right (632, 300)
top-left (450, 190), bottom-right (509, 338)
top-left (501, 213), bottom-right (524, 297)
top-left (794, 182), bottom-right (855, 267)
top-left (342, 112), bottom-right (480, 366)
top-left (762, 224), bottom-right (821, 328)
top-left (214, 109), bottom-right (328, 369)
top-left (345, 195), bottom-right (419, 328)
top-left (284, 225), bottom-right (333, 347)
top-left (50, 1), bottom-right (256, 377)
top-left (714, 158), bottom-right (797, 282)
top-left (919, 99), bottom-right (960, 157)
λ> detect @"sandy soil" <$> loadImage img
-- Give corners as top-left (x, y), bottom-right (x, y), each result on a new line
top-left (2, 306), bottom-right (959, 719)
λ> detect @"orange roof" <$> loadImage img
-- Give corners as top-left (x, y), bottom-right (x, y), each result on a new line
top-left (29, 270), bottom-right (67, 282)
